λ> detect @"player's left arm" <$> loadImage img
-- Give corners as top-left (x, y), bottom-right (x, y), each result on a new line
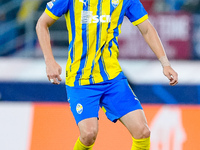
top-left (137, 19), bottom-right (178, 86)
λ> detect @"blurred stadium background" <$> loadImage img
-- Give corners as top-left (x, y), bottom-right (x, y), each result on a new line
top-left (0, 0), bottom-right (200, 150)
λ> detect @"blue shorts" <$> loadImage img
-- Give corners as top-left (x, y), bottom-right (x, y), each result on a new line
top-left (66, 72), bottom-right (143, 125)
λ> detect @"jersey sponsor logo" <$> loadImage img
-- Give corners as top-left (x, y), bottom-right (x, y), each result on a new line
top-left (81, 11), bottom-right (111, 24)
top-left (112, 0), bottom-right (119, 8)
top-left (76, 103), bottom-right (83, 114)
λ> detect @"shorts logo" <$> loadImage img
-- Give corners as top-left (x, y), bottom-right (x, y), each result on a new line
top-left (112, 0), bottom-right (119, 8)
top-left (76, 103), bottom-right (83, 114)
top-left (135, 97), bottom-right (139, 101)
top-left (67, 97), bottom-right (70, 102)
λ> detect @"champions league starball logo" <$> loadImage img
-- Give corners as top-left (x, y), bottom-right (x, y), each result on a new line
top-left (76, 103), bottom-right (83, 114)
top-left (47, 0), bottom-right (57, 9)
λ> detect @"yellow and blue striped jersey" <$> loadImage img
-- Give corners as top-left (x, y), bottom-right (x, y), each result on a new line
top-left (45, 0), bottom-right (148, 86)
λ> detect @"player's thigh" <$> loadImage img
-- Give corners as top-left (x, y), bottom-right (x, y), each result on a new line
top-left (119, 109), bottom-right (150, 139)
top-left (66, 85), bottom-right (101, 125)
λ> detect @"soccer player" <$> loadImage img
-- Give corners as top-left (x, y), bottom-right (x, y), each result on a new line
top-left (36, 0), bottom-right (178, 149)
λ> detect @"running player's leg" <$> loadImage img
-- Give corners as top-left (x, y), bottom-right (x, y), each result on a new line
top-left (119, 110), bottom-right (150, 150)
top-left (100, 76), bottom-right (150, 149)
top-left (74, 117), bottom-right (98, 150)
top-left (66, 85), bottom-right (103, 150)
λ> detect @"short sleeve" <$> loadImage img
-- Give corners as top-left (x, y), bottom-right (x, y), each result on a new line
top-left (125, 0), bottom-right (148, 26)
top-left (45, 0), bottom-right (70, 20)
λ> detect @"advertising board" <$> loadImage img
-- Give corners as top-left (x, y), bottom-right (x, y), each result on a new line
top-left (119, 13), bottom-right (192, 59)
top-left (0, 103), bottom-right (200, 150)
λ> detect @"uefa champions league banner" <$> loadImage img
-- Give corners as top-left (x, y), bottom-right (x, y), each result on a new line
top-left (119, 13), bottom-right (192, 59)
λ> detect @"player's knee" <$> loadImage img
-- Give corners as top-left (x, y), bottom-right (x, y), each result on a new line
top-left (134, 123), bottom-right (151, 139)
top-left (80, 127), bottom-right (98, 146)
top-left (142, 125), bottom-right (151, 138)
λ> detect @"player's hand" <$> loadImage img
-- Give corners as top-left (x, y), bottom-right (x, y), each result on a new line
top-left (163, 66), bottom-right (178, 86)
top-left (45, 60), bottom-right (62, 84)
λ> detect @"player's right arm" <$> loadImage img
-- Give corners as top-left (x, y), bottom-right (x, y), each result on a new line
top-left (36, 12), bottom-right (62, 84)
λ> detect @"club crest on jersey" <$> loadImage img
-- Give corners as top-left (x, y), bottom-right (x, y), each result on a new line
top-left (112, 0), bottom-right (119, 8)
top-left (76, 103), bottom-right (83, 114)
